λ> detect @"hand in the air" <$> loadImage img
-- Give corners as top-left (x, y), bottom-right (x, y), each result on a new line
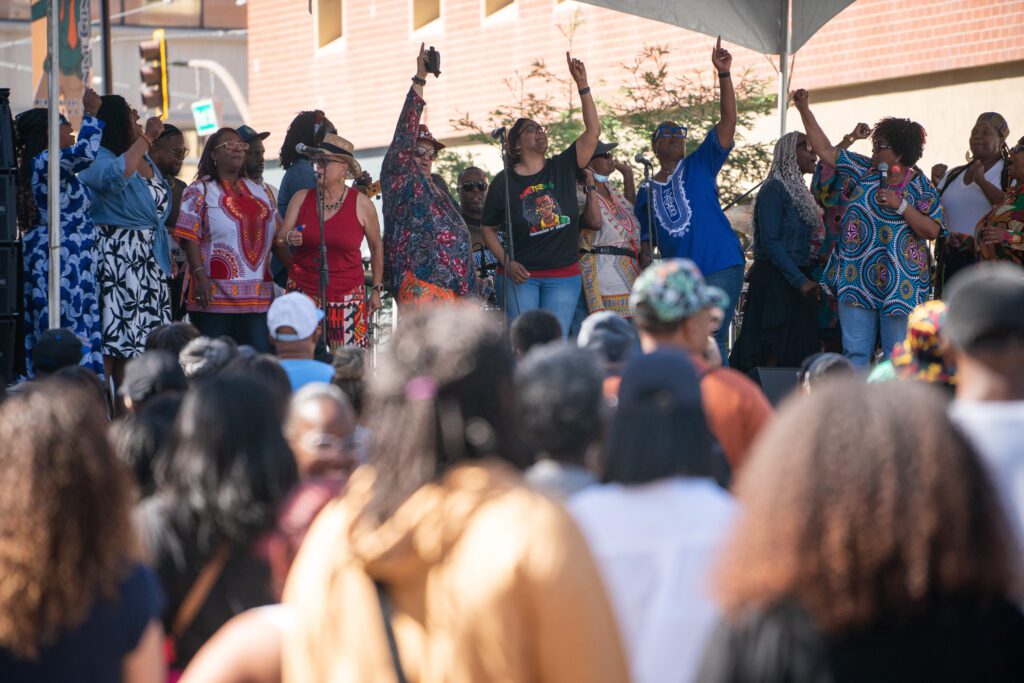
top-left (711, 36), bottom-right (732, 72)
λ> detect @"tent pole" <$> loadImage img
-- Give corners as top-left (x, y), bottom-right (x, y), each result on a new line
top-left (47, 0), bottom-right (60, 330)
top-left (778, 0), bottom-right (793, 136)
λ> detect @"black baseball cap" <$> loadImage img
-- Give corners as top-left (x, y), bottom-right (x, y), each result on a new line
top-left (236, 125), bottom-right (270, 143)
top-left (119, 351), bottom-right (188, 404)
top-left (33, 328), bottom-right (84, 375)
top-left (944, 263), bottom-right (1024, 350)
top-left (591, 140), bottom-right (618, 158)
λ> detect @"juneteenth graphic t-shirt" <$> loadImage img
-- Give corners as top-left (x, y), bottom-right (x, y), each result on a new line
top-left (483, 143), bottom-right (582, 273)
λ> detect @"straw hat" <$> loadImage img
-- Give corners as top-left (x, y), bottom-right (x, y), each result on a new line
top-left (318, 133), bottom-right (362, 177)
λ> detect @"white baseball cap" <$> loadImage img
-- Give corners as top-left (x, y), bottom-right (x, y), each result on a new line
top-left (267, 292), bottom-right (324, 341)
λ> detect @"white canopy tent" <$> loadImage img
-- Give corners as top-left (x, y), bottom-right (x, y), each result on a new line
top-left (579, 0), bottom-right (856, 133)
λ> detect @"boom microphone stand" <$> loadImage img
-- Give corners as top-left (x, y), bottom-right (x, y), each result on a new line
top-left (496, 128), bottom-right (516, 332)
top-left (313, 154), bottom-right (331, 348)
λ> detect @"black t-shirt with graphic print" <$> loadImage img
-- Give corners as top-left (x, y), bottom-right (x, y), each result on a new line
top-left (482, 143), bottom-right (581, 272)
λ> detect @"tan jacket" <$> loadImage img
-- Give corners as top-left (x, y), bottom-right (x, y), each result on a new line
top-left (282, 459), bottom-right (630, 683)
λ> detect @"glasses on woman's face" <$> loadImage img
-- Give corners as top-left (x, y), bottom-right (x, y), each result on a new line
top-left (215, 141), bottom-right (249, 151)
top-left (872, 142), bottom-right (893, 153)
top-left (158, 146), bottom-right (189, 160)
top-left (596, 153), bottom-right (613, 160)
top-left (523, 124), bottom-right (547, 136)
top-left (461, 180), bottom-right (487, 192)
top-left (413, 146), bottom-right (437, 160)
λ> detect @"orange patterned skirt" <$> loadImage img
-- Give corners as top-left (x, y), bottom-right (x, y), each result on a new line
top-left (286, 280), bottom-right (369, 349)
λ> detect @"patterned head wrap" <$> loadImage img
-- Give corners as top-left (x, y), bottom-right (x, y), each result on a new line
top-left (891, 300), bottom-right (956, 386)
top-left (976, 112), bottom-right (1009, 140)
top-left (761, 132), bottom-right (823, 229)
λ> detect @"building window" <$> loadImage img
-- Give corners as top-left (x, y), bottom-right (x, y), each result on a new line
top-left (413, 0), bottom-right (440, 30)
top-left (318, 0), bottom-right (343, 47)
top-left (485, 0), bottom-right (514, 16)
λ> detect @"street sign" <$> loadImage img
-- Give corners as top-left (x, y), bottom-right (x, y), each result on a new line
top-left (190, 98), bottom-right (218, 136)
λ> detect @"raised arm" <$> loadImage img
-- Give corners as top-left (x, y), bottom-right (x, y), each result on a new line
top-left (792, 89), bottom-right (838, 168)
top-left (63, 89), bottom-right (104, 175)
top-left (712, 37), bottom-right (737, 149)
top-left (569, 53), bottom-right (600, 168)
top-left (123, 117), bottom-right (164, 178)
top-left (382, 45), bottom-right (431, 178)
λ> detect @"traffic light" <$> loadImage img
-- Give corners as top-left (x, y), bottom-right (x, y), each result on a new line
top-left (139, 29), bottom-right (168, 118)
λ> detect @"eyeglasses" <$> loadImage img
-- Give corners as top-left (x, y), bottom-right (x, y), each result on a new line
top-left (156, 146), bottom-right (189, 160)
top-left (413, 146), bottom-right (437, 160)
top-left (215, 141), bottom-right (249, 151)
top-left (872, 142), bottom-right (893, 153)
top-left (655, 125), bottom-right (688, 140)
top-left (302, 432), bottom-right (356, 455)
top-left (522, 124), bottom-right (547, 135)
top-left (461, 180), bottom-right (488, 192)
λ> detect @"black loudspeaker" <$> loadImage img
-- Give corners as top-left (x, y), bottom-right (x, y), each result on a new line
top-left (0, 171), bottom-right (16, 242)
top-left (749, 366), bottom-right (800, 406)
top-left (0, 316), bottom-right (16, 385)
top-left (0, 88), bottom-right (14, 172)
top-left (0, 244), bottom-right (19, 315)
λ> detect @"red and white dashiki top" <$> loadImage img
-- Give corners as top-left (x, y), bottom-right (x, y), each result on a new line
top-left (174, 177), bottom-right (279, 314)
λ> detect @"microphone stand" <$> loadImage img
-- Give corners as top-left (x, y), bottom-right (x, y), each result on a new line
top-left (640, 161), bottom-right (660, 262)
top-left (313, 154), bottom-right (331, 349)
top-left (497, 129), bottom-right (515, 332)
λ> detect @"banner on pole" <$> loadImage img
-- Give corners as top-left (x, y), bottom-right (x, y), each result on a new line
top-left (31, 0), bottom-right (92, 127)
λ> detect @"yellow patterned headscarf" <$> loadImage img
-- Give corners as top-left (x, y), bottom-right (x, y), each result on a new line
top-left (891, 300), bottom-right (956, 385)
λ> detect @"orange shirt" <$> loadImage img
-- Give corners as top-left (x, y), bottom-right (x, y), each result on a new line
top-left (690, 355), bottom-right (773, 472)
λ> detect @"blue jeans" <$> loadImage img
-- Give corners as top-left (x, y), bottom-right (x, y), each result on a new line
top-left (496, 274), bottom-right (581, 339)
top-left (838, 302), bottom-right (907, 370)
top-left (189, 311), bottom-right (271, 353)
top-left (704, 264), bottom-right (745, 366)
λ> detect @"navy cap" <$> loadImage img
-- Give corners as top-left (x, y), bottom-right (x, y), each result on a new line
top-left (236, 124), bottom-right (270, 143)
top-left (617, 348), bottom-right (703, 414)
top-left (33, 328), bottom-right (84, 375)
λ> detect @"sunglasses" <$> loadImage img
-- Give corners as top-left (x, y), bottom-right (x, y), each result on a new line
top-left (413, 146), bottom-right (437, 160)
top-left (461, 180), bottom-right (488, 192)
top-left (215, 141), bottom-right (249, 151)
top-left (156, 146), bottom-right (189, 160)
top-left (655, 125), bottom-right (688, 140)
top-left (523, 124), bottom-right (547, 135)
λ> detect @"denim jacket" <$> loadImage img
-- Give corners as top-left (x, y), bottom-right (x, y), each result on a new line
top-left (79, 146), bottom-right (172, 275)
top-left (752, 178), bottom-right (813, 287)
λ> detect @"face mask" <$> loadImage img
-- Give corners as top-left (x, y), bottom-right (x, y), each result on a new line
top-left (592, 172), bottom-right (610, 183)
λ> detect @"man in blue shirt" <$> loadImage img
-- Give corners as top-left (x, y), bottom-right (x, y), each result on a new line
top-left (267, 292), bottom-right (335, 390)
top-left (635, 37), bottom-right (745, 362)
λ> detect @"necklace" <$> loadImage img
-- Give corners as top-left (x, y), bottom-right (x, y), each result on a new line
top-left (323, 185), bottom-right (347, 213)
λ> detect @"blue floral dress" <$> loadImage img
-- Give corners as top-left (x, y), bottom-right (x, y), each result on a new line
top-left (22, 114), bottom-right (105, 377)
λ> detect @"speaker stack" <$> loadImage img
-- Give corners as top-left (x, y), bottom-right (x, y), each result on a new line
top-left (0, 88), bottom-right (23, 384)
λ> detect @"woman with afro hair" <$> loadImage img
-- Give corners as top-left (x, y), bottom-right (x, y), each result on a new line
top-left (793, 89), bottom-right (945, 369)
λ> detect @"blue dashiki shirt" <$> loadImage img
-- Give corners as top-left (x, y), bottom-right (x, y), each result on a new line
top-left (380, 88), bottom-right (475, 297)
top-left (821, 148), bottom-right (945, 317)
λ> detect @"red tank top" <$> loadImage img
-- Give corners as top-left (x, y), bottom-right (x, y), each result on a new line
top-left (289, 187), bottom-right (365, 297)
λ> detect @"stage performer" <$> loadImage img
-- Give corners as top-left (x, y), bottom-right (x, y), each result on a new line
top-left (634, 37), bottom-right (745, 363)
top-left (381, 44), bottom-right (476, 306)
top-left (793, 89), bottom-right (944, 369)
top-left (276, 134), bottom-right (383, 350)
top-left (480, 52), bottom-right (601, 335)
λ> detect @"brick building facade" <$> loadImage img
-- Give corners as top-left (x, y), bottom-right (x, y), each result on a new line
top-left (248, 0), bottom-right (1023, 178)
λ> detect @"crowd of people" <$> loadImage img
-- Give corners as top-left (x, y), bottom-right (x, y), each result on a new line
top-left (5, 33), bottom-right (1024, 683)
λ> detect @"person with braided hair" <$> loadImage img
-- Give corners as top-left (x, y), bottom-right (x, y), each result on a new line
top-left (15, 87), bottom-right (105, 377)
top-left (794, 89), bottom-right (945, 369)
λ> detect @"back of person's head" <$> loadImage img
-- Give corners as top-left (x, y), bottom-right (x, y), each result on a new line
top-left (630, 258), bottom-right (729, 338)
top-left (279, 109), bottom-right (331, 170)
top-left (0, 381), bottom-right (135, 659)
top-left (221, 352), bottom-right (292, 420)
top-left (716, 380), bottom-right (1018, 632)
top-left (365, 305), bottom-right (527, 521)
top-left (798, 352), bottom-right (856, 393)
top-left (160, 374), bottom-right (298, 550)
top-left (577, 311), bottom-right (638, 374)
top-left (515, 345), bottom-right (605, 464)
top-left (51, 365), bottom-right (109, 414)
top-left (120, 351), bottom-right (188, 413)
top-left (331, 345), bottom-right (366, 417)
top-left (178, 336), bottom-right (236, 381)
top-left (32, 327), bottom-right (84, 377)
top-left (945, 263), bottom-right (1024, 356)
top-left (111, 393), bottom-right (182, 499)
top-left (510, 310), bottom-right (562, 357)
top-left (146, 322), bottom-right (201, 358)
top-left (602, 349), bottom-right (727, 486)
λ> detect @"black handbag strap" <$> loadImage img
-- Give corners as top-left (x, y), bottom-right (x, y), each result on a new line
top-left (374, 580), bottom-right (409, 683)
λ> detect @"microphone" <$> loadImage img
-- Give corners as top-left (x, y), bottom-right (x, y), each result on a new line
top-left (295, 143), bottom-right (327, 158)
top-left (634, 153), bottom-right (654, 167)
top-left (877, 161), bottom-right (889, 184)
top-left (490, 127), bottom-right (506, 140)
